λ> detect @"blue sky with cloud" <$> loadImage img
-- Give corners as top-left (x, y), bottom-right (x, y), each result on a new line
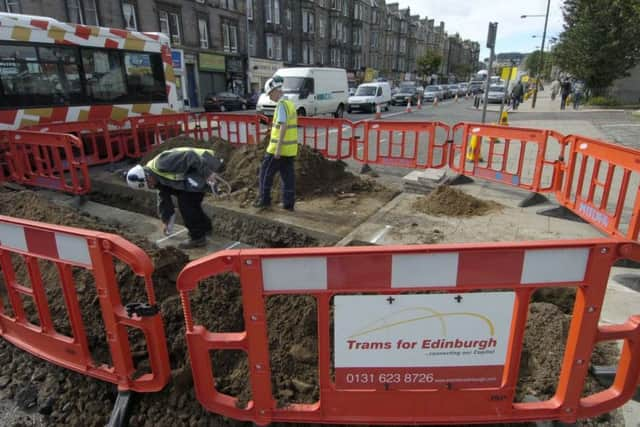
top-left (392, 0), bottom-right (565, 61)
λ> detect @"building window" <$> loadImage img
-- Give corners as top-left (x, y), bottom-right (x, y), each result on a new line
top-left (371, 31), bottom-right (377, 48)
top-left (285, 9), bottom-right (292, 30)
top-left (198, 18), bottom-right (209, 49)
top-left (4, 0), bottom-right (20, 13)
top-left (122, 1), bottom-right (137, 31)
top-left (159, 10), bottom-right (181, 45)
top-left (353, 28), bottom-right (361, 46)
top-left (266, 0), bottom-right (280, 25)
top-left (222, 0), bottom-right (236, 10)
top-left (246, 0), bottom-right (253, 20)
top-left (318, 16), bottom-right (326, 38)
top-left (266, 34), bottom-right (282, 60)
top-left (302, 42), bottom-right (314, 65)
top-left (287, 41), bottom-right (293, 62)
top-left (223, 22), bottom-right (238, 53)
top-left (249, 31), bottom-right (256, 56)
top-left (67, 0), bottom-right (99, 26)
top-left (302, 10), bottom-right (314, 33)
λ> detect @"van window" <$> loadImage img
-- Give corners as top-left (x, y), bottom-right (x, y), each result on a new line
top-left (355, 86), bottom-right (376, 96)
top-left (282, 76), bottom-right (314, 94)
top-left (377, 87), bottom-right (382, 96)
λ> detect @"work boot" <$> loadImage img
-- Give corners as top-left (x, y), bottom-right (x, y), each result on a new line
top-left (253, 199), bottom-right (272, 211)
top-left (178, 236), bottom-right (207, 249)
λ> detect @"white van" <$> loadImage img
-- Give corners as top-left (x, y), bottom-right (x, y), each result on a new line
top-left (347, 82), bottom-right (391, 113)
top-left (256, 67), bottom-right (348, 117)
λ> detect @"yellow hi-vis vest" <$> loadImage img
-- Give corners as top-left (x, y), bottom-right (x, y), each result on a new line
top-left (267, 99), bottom-right (298, 157)
top-left (145, 147), bottom-right (215, 181)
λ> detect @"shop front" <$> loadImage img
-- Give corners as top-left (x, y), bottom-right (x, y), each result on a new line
top-left (248, 57), bottom-right (283, 95)
top-left (171, 49), bottom-right (187, 110)
top-left (198, 52), bottom-right (226, 106)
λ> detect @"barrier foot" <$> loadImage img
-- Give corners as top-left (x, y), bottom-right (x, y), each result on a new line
top-left (591, 365), bottom-right (640, 402)
top-left (536, 205), bottom-right (587, 223)
top-left (107, 390), bottom-right (135, 427)
top-left (444, 174), bottom-right (474, 186)
top-left (518, 192), bottom-right (549, 208)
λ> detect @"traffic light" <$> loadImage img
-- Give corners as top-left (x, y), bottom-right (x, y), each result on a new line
top-left (487, 22), bottom-right (498, 49)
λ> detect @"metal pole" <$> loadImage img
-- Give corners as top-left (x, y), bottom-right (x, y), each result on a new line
top-left (481, 48), bottom-right (494, 124)
top-left (245, 0), bottom-right (251, 97)
top-left (531, 0), bottom-right (550, 109)
top-left (498, 65), bottom-right (513, 122)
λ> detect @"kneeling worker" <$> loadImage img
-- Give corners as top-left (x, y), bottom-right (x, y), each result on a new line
top-left (126, 147), bottom-right (223, 249)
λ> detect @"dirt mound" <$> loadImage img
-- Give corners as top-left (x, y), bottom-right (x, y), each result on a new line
top-left (412, 185), bottom-right (501, 217)
top-left (141, 136), bottom-right (384, 207)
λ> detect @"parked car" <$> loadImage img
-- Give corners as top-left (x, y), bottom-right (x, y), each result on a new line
top-left (204, 92), bottom-right (248, 112)
top-left (487, 85), bottom-right (508, 103)
top-left (391, 83), bottom-right (420, 106)
top-left (456, 83), bottom-right (468, 96)
top-left (348, 82), bottom-right (392, 113)
top-left (423, 85), bottom-right (444, 102)
top-left (438, 85), bottom-right (451, 99)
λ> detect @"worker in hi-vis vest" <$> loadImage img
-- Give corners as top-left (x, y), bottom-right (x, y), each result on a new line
top-left (125, 147), bottom-right (223, 249)
top-left (255, 75), bottom-right (298, 211)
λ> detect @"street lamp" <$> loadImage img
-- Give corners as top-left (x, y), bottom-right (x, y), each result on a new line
top-left (521, 0), bottom-right (551, 109)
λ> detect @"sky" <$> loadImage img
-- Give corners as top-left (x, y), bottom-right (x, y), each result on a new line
top-left (393, 0), bottom-right (566, 62)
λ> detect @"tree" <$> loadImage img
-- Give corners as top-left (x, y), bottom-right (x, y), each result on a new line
top-left (553, 0), bottom-right (640, 94)
top-left (417, 51), bottom-right (442, 80)
top-left (451, 63), bottom-right (473, 80)
top-left (524, 51), bottom-right (552, 79)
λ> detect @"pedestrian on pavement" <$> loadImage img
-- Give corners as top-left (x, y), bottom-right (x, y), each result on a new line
top-left (126, 147), bottom-right (224, 249)
top-left (550, 78), bottom-right (560, 101)
top-left (255, 75), bottom-right (298, 211)
top-left (560, 79), bottom-right (572, 110)
top-left (572, 79), bottom-right (585, 110)
top-left (511, 80), bottom-right (524, 110)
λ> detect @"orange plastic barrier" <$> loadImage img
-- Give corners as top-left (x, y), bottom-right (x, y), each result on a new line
top-left (449, 122), bottom-right (566, 194)
top-left (0, 130), bottom-right (90, 194)
top-left (558, 135), bottom-right (640, 240)
top-left (26, 119), bottom-right (126, 166)
top-left (359, 120), bottom-right (450, 168)
top-left (123, 113), bottom-right (191, 158)
top-left (0, 216), bottom-right (170, 392)
top-left (177, 240), bottom-right (640, 425)
top-left (195, 113), bottom-right (268, 145)
top-left (298, 117), bottom-right (352, 160)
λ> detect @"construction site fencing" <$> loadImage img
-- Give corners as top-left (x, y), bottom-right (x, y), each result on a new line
top-left (194, 113), bottom-right (269, 145)
top-left (558, 135), bottom-right (640, 241)
top-left (355, 120), bottom-right (450, 169)
top-left (26, 119), bottom-right (126, 166)
top-left (122, 113), bottom-right (191, 158)
top-left (0, 130), bottom-right (90, 195)
top-left (297, 117), bottom-right (352, 160)
top-left (449, 122), bottom-right (567, 194)
top-left (0, 216), bottom-right (171, 392)
top-left (176, 240), bottom-right (640, 425)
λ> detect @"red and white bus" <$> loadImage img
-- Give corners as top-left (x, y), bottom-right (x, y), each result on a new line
top-left (0, 12), bottom-right (179, 129)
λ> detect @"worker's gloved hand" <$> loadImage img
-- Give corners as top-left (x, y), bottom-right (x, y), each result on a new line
top-left (164, 213), bottom-right (176, 236)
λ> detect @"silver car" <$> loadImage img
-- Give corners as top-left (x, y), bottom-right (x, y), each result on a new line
top-left (423, 85), bottom-right (444, 102)
top-left (487, 85), bottom-right (508, 103)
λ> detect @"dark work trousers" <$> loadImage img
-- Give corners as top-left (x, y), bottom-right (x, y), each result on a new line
top-left (258, 153), bottom-right (295, 208)
top-left (157, 186), bottom-right (211, 240)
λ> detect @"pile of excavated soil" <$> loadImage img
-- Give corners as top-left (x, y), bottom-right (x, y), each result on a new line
top-left (0, 189), bottom-right (623, 426)
top-left (141, 135), bottom-right (385, 207)
top-left (412, 185), bottom-right (502, 217)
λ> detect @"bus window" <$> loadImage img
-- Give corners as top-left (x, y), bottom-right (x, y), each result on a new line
top-left (82, 49), bottom-right (127, 103)
top-left (123, 52), bottom-right (166, 102)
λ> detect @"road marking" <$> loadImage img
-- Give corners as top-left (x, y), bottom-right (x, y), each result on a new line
top-left (600, 124), bottom-right (640, 128)
top-left (370, 225), bottom-right (392, 243)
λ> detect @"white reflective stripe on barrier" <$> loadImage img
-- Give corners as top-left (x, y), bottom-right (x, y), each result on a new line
top-left (0, 222), bottom-right (91, 267)
top-left (260, 247), bottom-right (591, 291)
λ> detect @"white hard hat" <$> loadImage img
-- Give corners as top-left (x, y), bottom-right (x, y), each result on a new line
top-left (265, 75), bottom-right (284, 95)
top-left (126, 164), bottom-right (148, 190)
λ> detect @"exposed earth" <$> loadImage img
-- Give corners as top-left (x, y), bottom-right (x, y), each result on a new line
top-left (0, 137), bottom-right (624, 426)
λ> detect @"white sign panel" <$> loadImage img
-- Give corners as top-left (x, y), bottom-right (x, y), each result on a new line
top-left (334, 292), bottom-right (515, 389)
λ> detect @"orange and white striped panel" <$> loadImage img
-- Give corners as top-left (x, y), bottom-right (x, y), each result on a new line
top-left (260, 247), bottom-right (590, 291)
top-left (0, 222), bottom-right (91, 267)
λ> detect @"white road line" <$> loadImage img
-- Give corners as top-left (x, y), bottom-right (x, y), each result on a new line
top-left (370, 225), bottom-right (392, 243)
top-left (600, 124), bottom-right (640, 128)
